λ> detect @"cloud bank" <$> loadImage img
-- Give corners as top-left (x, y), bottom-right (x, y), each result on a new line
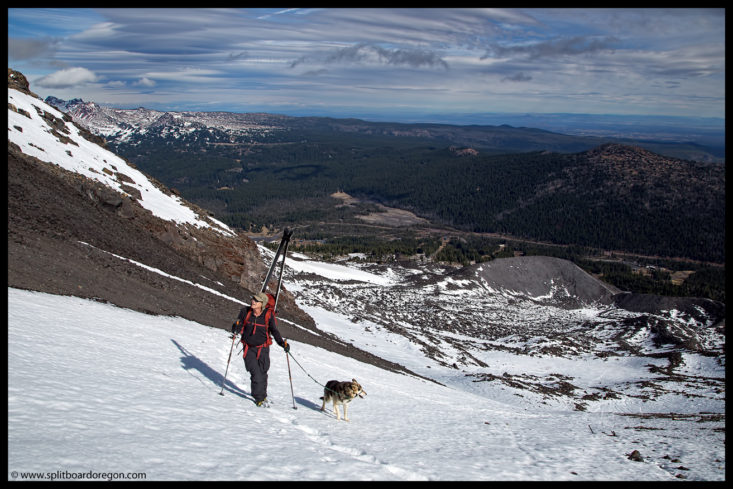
top-left (7, 8), bottom-right (725, 119)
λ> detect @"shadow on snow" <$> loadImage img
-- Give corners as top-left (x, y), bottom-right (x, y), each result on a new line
top-left (171, 339), bottom-right (252, 400)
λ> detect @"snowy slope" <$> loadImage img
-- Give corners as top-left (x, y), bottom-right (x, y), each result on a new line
top-left (8, 285), bottom-right (725, 481)
top-left (8, 87), bottom-right (233, 236)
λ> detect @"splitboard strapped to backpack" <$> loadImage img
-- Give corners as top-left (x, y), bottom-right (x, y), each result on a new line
top-left (235, 228), bottom-right (292, 356)
top-left (219, 228), bottom-right (293, 396)
top-left (259, 227), bottom-right (293, 313)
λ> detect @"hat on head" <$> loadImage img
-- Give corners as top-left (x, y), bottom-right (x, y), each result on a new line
top-left (252, 292), bottom-right (269, 305)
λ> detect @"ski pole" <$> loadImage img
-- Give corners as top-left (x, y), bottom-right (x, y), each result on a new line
top-left (270, 229), bottom-right (296, 409)
top-left (285, 348), bottom-right (297, 410)
top-left (219, 333), bottom-right (238, 396)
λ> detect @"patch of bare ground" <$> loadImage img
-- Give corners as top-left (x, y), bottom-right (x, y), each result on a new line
top-left (330, 191), bottom-right (430, 227)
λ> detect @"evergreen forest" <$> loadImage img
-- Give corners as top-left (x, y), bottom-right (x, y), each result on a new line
top-left (112, 127), bottom-right (725, 302)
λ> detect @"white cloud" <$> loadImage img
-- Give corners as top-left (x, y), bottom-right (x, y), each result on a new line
top-left (134, 77), bottom-right (156, 87)
top-left (35, 67), bottom-right (99, 89)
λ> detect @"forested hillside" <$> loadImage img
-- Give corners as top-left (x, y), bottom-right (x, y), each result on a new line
top-left (113, 131), bottom-right (724, 265)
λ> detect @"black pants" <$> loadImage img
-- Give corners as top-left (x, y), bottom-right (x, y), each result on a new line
top-left (243, 346), bottom-right (270, 403)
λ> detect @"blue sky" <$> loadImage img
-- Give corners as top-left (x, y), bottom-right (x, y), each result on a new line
top-left (8, 8), bottom-right (726, 123)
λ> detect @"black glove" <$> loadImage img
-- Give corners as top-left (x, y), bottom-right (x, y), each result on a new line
top-left (231, 320), bottom-right (240, 334)
top-left (283, 340), bottom-right (290, 353)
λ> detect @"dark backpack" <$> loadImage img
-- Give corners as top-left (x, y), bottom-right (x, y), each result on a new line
top-left (239, 293), bottom-right (276, 359)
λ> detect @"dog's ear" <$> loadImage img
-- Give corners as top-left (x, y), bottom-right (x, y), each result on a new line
top-left (352, 378), bottom-right (357, 383)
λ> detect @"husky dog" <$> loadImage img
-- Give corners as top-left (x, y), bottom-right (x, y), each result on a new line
top-left (320, 378), bottom-right (367, 421)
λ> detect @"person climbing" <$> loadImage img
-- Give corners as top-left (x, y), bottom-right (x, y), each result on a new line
top-left (231, 291), bottom-right (290, 406)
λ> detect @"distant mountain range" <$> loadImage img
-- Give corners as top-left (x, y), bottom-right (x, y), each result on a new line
top-left (45, 96), bottom-right (723, 163)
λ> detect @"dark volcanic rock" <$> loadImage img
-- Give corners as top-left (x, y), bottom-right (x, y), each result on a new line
top-left (8, 145), bottom-right (252, 330)
top-left (613, 292), bottom-right (724, 321)
top-left (472, 255), bottom-right (621, 307)
top-left (8, 68), bottom-right (36, 96)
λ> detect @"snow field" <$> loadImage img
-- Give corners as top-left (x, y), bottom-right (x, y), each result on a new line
top-left (9, 288), bottom-right (723, 480)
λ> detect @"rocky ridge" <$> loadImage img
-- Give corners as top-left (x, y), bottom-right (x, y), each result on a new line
top-left (46, 96), bottom-right (282, 142)
top-left (45, 94), bottom-right (723, 163)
